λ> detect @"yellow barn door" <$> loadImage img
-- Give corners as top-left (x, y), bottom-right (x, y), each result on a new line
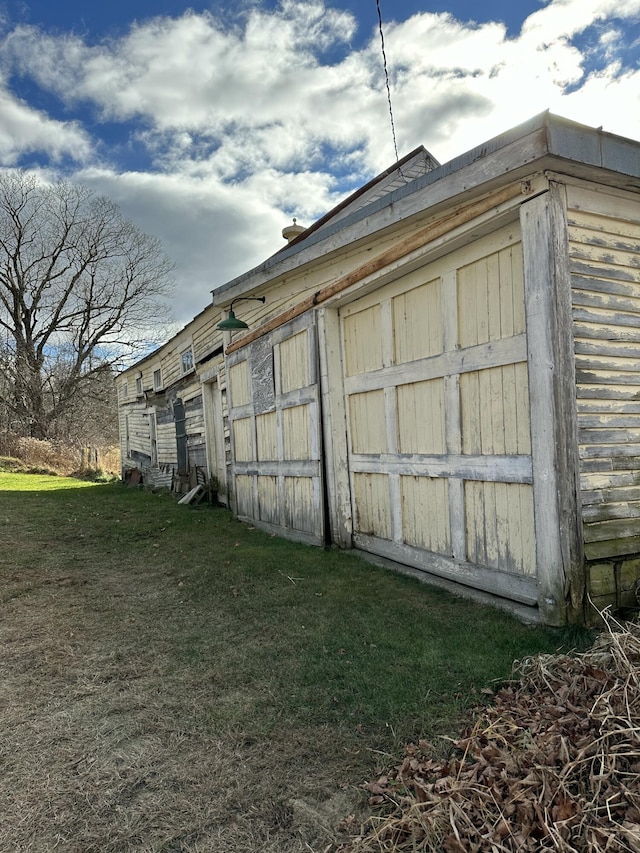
top-left (226, 313), bottom-right (325, 546)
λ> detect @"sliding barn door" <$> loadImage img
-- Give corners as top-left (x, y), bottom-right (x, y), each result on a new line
top-left (225, 313), bottom-right (325, 545)
top-left (339, 224), bottom-right (539, 607)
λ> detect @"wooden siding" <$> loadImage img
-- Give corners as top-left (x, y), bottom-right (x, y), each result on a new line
top-left (397, 379), bottom-right (446, 454)
top-left (458, 243), bottom-right (526, 346)
top-left (284, 477), bottom-right (316, 534)
top-left (228, 360), bottom-right (251, 407)
top-left (340, 223), bottom-right (537, 600)
top-left (282, 404), bottom-right (312, 460)
top-left (348, 391), bottom-right (387, 454)
top-left (460, 364), bottom-right (531, 455)
top-left (393, 277), bottom-right (443, 362)
top-left (257, 475), bottom-right (279, 523)
top-left (401, 475), bottom-right (450, 553)
top-left (567, 184), bottom-right (640, 559)
top-left (221, 223), bottom-right (412, 336)
top-left (119, 357), bottom-right (223, 488)
top-left (232, 417), bottom-right (253, 462)
top-left (192, 314), bottom-right (222, 363)
top-left (226, 313), bottom-right (325, 545)
top-left (279, 331), bottom-right (311, 392)
top-left (157, 421), bottom-right (177, 465)
top-left (353, 473), bottom-right (392, 540)
top-left (235, 474), bottom-right (254, 518)
top-left (342, 304), bottom-right (382, 374)
top-left (256, 411), bottom-right (278, 460)
top-left (128, 405), bottom-right (150, 455)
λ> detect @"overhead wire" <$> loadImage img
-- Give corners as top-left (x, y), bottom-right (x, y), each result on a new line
top-left (375, 0), bottom-right (407, 180)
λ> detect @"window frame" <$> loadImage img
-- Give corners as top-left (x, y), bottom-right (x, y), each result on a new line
top-left (180, 346), bottom-right (195, 375)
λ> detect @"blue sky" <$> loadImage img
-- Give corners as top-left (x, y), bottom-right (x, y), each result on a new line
top-left (0, 0), bottom-right (639, 328)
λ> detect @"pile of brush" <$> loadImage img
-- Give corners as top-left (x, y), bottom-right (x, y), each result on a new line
top-left (342, 611), bottom-right (640, 852)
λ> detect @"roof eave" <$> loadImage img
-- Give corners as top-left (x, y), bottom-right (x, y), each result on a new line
top-left (211, 110), bottom-right (640, 307)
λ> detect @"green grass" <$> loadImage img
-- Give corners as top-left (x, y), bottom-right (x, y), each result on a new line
top-left (0, 471), bottom-right (93, 490)
top-left (0, 472), bottom-right (589, 739)
top-left (0, 472), bottom-right (594, 851)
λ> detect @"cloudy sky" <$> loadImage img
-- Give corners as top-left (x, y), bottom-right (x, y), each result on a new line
top-left (0, 0), bottom-right (639, 328)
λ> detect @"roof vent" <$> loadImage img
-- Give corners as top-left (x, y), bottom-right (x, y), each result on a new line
top-left (282, 217), bottom-right (305, 243)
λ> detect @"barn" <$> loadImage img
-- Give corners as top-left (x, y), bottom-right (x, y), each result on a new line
top-left (118, 112), bottom-right (640, 625)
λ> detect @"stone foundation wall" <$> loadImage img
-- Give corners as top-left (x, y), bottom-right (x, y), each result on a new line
top-left (587, 556), bottom-right (640, 621)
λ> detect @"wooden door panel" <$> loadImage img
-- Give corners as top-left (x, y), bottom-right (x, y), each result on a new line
top-left (226, 313), bottom-right (325, 546)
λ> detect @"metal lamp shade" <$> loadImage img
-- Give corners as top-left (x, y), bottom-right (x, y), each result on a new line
top-left (217, 310), bottom-right (249, 331)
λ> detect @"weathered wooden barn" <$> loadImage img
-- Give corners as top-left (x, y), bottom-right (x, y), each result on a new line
top-left (118, 112), bottom-right (640, 625)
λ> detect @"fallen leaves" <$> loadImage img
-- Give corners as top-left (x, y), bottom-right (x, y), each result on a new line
top-left (341, 610), bottom-right (640, 852)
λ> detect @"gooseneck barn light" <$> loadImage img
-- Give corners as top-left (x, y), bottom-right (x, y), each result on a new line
top-left (217, 296), bottom-right (266, 331)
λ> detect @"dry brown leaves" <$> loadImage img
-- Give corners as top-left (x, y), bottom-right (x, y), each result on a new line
top-left (341, 610), bottom-right (640, 853)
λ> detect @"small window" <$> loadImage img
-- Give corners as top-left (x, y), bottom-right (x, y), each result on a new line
top-left (180, 348), bottom-right (194, 375)
top-left (135, 377), bottom-right (143, 396)
top-left (153, 368), bottom-right (163, 391)
top-left (121, 382), bottom-right (129, 400)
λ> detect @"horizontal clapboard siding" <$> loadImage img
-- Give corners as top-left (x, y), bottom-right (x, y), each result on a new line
top-left (567, 185), bottom-right (640, 559)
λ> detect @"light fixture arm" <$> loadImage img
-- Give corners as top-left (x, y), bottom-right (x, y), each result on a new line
top-left (217, 296), bottom-right (266, 331)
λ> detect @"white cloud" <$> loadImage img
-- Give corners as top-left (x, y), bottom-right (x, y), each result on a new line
top-left (0, 80), bottom-right (92, 165)
top-left (520, 0), bottom-right (640, 41)
top-left (0, 0), bottom-right (639, 325)
top-left (71, 165), bottom-right (309, 326)
top-left (369, 0), bottom-right (640, 163)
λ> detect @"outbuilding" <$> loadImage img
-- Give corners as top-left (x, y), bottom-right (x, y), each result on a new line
top-left (118, 112), bottom-right (640, 625)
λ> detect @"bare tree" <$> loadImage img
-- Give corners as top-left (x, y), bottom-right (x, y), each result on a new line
top-left (0, 170), bottom-right (173, 439)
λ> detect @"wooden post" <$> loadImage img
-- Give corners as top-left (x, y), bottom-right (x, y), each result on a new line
top-left (316, 307), bottom-right (353, 547)
top-left (521, 184), bottom-right (585, 625)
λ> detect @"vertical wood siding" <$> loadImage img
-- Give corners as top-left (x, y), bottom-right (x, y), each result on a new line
top-left (460, 364), bottom-right (531, 455)
top-left (353, 472), bottom-right (392, 539)
top-left (256, 411), bottom-right (278, 460)
top-left (464, 481), bottom-right (535, 575)
top-left (235, 474), bottom-right (254, 518)
top-left (284, 477), bottom-right (316, 533)
top-left (342, 304), bottom-right (383, 374)
top-left (401, 475), bottom-right (450, 553)
top-left (348, 391), bottom-right (387, 454)
top-left (279, 331), bottom-right (311, 392)
top-left (282, 404), bottom-right (312, 460)
top-left (458, 244), bottom-right (526, 345)
top-left (228, 360), bottom-right (250, 407)
top-left (232, 417), bottom-right (253, 462)
top-left (341, 224), bottom-right (538, 605)
top-left (393, 277), bottom-right (443, 361)
top-left (567, 185), bottom-right (640, 559)
top-left (397, 379), bottom-right (446, 454)
top-left (258, 475), bottom-right (279, 523)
